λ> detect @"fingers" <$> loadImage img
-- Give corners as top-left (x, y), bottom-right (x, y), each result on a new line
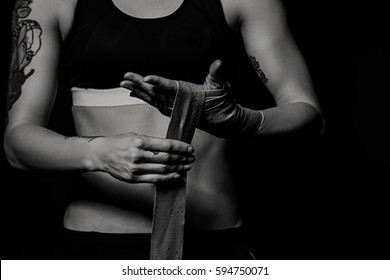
top-left (141, 150), bottom-right (195, 164)
top-left (122, 73), bottom-right (177, 95)
top-left (102, 133), bottom-right (196, 184)
top-left (143, 75), bottom-right (178, 93)
top-left (128, 160), bottom-right (192, 184)
top-left (120, 80), bottom-right (153, 104)
top-left (127, 151), bottom-right (194, 184)
top-left (121, 72), bottom-right (156, 97)
top-left (121, 73), bottom-right (177, 116)
top-left (135, 135), bottom-right (195, 155)
top-left (127, 133), bottom-right (194, 159)
top-left (133, 173), bottom-right (183, 184)
top-left (131, 163), bottom-right (192, 175)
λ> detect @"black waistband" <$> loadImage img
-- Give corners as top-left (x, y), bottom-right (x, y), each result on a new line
top-left (62, 226), bottom-right (247, 243)
top-left (60, 226), bottom-right (253, 260)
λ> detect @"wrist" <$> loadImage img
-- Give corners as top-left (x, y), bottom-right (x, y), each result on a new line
top-left (80, 136), bottom-right (105, 172)
top-left (232, 105), bottom-right (264, 138)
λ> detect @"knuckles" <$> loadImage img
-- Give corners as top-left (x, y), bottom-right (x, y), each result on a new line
top-left (129, 164), bottom-right (141, 175)
top-left (129, 150), bottom-right (141, 163)
top-left (164, 142), bottom-right (173, 152)
top-left (159, 165), bottom-right (169, 173)
top-left (161, 153), bottom-right (170, 163)
top-left (132, 136), bottom-right (146, 149)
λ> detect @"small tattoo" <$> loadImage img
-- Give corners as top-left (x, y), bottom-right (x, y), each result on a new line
top-left (64, 136), bottom-right (102, 142)
top-left (7, 0), bottom-right (42, 116)
top-left (249, 55), bottom-right (269, 85)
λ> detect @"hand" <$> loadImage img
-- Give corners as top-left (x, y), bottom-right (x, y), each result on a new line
top-left (120, 60), bottom-right (262, 138)
top-left (90, 133), bottom-right (195, 184)
top-left (120, 60), bottom-right (225, 117)
top-left (120, 72), bottom-right (179, 117)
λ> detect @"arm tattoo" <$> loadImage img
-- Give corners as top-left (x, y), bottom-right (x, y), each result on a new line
top-left (249, 55), bottom-right (269, 85)
top-left (64, 136), bottom-right (102, 142)
top-left (7, 0), bottom-right (42, 115)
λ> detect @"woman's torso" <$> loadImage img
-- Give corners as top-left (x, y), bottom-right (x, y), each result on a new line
top-left (60, 0), bottom-right (243, 233)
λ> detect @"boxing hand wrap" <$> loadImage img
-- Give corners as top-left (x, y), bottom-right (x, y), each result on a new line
top-left (150, 81), bottom-right (205, 260)
top-left (177, 80), bottom-right (264, 138)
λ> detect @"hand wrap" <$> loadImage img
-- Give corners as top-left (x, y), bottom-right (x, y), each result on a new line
top-left (176, 76), bottom-right (264, 138)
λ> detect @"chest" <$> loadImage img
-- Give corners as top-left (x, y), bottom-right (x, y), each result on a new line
top-left (87, 16), bottom-right (218, 75)
top-left (66, 0), bottom-right (232, 88)
top-left (65, 0), bottom-right (239, 90)
top-left (110, 0), bottom-right (185, 19)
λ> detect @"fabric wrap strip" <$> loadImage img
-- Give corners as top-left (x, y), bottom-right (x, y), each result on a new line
top-left (150, 81), bottom-right (206, 260)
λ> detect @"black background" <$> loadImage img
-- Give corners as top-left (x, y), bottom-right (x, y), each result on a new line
top-left (1, 0), bottom-right (389, 259)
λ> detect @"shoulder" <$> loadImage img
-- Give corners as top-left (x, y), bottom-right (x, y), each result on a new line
top-left (12, 0), bottom-right (78, 40)
top-left (220, 0), bottom-right (286, 28)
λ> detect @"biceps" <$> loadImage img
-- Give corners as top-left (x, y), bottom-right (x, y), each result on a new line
top-left (241, 15), bottom-right (318, 108)
top-left (7, 2), bottom-right (60, 128)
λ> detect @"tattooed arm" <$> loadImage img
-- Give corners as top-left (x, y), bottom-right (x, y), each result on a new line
top-left (4, 0), bottom-right (194, 183)
top-left (122, 0), bottom-right (324, 142)
top-left (4, 0), bottom-right (101, 173)
top-left (224, 0), bottom-right (324, 141)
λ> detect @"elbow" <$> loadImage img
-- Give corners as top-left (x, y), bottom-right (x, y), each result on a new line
top-left (3, 130), bottom-right (30, 171)
top-left (4, 139), bottom-right (24, 171)
top-left (317, 113), bottom-right (326, 140)
top-left (284, 101), bottom-right (325, 143)
top-left (312, 112), bottom-right (326, 142)
top-left (303, 104), bottom-right (326, 143)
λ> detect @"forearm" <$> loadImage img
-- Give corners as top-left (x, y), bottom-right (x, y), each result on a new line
top-left (120, 62), bottom-right (324, 143)
top-left (196, 80), bottom-right (324, 142)
top-left (255, 101), bottom-right (325, 142)
top-left (4, 124), bottom-right (97, 172)
top-left (210, 101), bottom-right (324, 144)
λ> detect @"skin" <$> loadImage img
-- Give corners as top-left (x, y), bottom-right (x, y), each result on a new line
top-left (4, 0), bottom-right (324, 233)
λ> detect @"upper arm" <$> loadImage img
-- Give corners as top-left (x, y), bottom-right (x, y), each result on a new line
top-left (6, 0), bottom-right (64, 131)
top-left (228, 0), bottom-right (320, 111)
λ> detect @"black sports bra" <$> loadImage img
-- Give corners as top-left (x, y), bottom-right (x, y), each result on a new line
top-left (63, 0), bottom-right (272, 109)
top-left (64, 0), bottom-right (233, 89)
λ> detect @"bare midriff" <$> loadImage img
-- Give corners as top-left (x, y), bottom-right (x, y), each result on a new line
top-left (63, 104), bottom-right (242, 233)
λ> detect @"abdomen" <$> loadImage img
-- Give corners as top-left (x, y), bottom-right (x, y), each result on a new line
top-left (65, 92), bottom-right (241, 233)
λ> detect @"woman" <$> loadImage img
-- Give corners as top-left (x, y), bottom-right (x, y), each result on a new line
top-left (4, 0), bottom-right (324, 259)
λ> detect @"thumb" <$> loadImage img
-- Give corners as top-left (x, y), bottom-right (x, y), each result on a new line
top-left (209, 59), bottom-right (224, 81)
top-left (206, 59), bottom-right (225, 89)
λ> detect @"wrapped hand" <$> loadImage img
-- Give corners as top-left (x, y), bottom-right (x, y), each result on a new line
top-left (120, 60), bottom-right (264, 138)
